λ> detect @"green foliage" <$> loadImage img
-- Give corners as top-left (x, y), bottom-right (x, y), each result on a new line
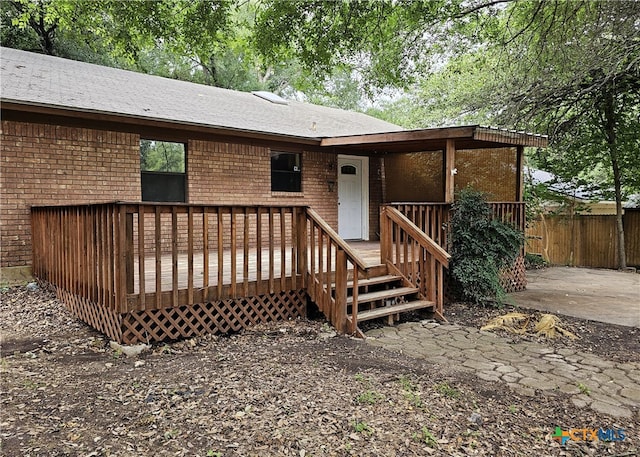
top-left (354, 373), bottom-right (383, 404)
top-left (371, 51), bottom-right (499, 128)
top-left (398, 375), bottom-right (422, 408)
top-left (413, 426), bottom-right (438, 448)
top-left (434, 382), bottom-right (460, 399)
top-left (355, 390), bottom-right (383, 405)
top-left (0, 0), bottom-right (306, 93)
top-left (140, 140), bottom-right (185, 173)
top-left (449, 188), bottom-right (523, 306)
top-left (352, 420), bottom-right (373, 435)
top-left (524, 253), bottom-right (547, 270)
top-left (254, 0), bottom-right (465, 92)
top-left (577, 382), bottom-right (590, 396)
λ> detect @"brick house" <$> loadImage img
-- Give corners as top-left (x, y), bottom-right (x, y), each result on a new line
top-left (1, 48), bottom-right (546, 342)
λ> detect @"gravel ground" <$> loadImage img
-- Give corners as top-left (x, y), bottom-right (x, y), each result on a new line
top-left (1, 285), bottom-right (638, 456)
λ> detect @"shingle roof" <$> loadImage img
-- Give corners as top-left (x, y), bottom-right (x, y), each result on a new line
top-left (0, 47), bottom-right (403, 139)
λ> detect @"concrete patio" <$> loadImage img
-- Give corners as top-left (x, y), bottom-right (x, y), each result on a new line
top-left (509, 267), bottom-right (640, 328)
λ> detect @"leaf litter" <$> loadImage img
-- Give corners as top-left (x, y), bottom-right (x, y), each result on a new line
top-left (1, 286), bottom-right (638, 456)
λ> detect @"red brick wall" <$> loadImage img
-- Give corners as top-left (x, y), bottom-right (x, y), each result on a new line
top-left (1, 121), bottom-right (140, 267)
top-left (1, 121), bottom-right (339, 267)
top-left (189, 140), bottom-right (337, 224)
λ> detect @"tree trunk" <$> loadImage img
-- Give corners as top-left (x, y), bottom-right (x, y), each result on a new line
top-left (603, 87), bottom-right (627, 269)
top-left (611, 152), bottom-right (627, 269)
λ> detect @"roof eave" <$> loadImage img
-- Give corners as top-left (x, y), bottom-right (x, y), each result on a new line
top-left (320, 125), bottom-right (548, 148)
top-left (0, 98), bottom-right (324, 146)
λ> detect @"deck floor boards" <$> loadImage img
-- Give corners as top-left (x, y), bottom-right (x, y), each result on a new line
top-left (133, 241), bottom-right (382, 293)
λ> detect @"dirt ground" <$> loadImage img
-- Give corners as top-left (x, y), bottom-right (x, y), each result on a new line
top-left (1, 285), bottom-right (639, 457)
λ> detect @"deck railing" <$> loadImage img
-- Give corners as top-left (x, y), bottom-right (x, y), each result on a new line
top-left (32, 202), bottom-right (372, 335)
top-left (32, 202), bottom-right (308, 313)
top-left (32, 203), bottom-right (121, 310)
top-left (388, 201), bottom-right (526, 250)
top-left (34, 201), bottom-right (521, 336)
top-left (380, 206), bottom-right (451, 316)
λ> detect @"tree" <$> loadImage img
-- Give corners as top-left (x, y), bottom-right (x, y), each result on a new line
top-left (1, 0), bottom-right (316, 93)
top-left (485, 1), bottom-right (640, 269)
top-left (375, 1), bottom-right (640, 269)
top-left (254, 0), bottom-right (473, 94)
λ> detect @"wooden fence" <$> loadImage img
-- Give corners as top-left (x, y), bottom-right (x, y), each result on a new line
top-left (526, 209), bottom-right (640, 268)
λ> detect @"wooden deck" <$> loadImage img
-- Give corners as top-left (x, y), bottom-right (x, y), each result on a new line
top-left (132, 241), bottom-right (383, 293)
top-left (30, 201), bottom-right (522, 344)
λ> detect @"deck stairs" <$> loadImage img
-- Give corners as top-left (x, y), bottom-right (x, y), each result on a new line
top-left (343, 263), bottom-right (436, 327)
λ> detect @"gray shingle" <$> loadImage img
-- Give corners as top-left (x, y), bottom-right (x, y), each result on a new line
top-left (0, 47), bottom-right (403, 139)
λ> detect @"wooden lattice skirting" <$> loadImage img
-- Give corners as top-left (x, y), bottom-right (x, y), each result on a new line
top-left (39, 280), bottom-right (307, 344)
top-left (499, 255), bottom-right (527, 293)
top-left (444, 255), bottom-right (527, 301)
top-left (121, 290), bottom-right (307, 344)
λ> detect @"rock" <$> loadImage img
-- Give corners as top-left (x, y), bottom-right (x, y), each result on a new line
top-left (134, 360), bottom-right (145, 368)
top-left (467, 412), bottom-right (483, 426)
top-left (319, 330), bottom-right (337, 340)
top-left (25, 282), bottom-right (39, 292)
top-left (109, 341), bottom-right (151, 357)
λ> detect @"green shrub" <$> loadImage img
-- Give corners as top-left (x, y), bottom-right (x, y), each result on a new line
top-left (524, 252), bottom-right (548, 269)
top-left (449, 188), bottom-right (524, 306)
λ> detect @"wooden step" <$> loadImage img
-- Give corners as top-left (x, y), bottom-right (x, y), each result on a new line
top-left (364, 264), bottom-right (389, 277)
top-left (347, 274), bottom-right (403, 289)
top-left (347, 286), bottom-right (418, 305)
top-left (355, 300), bottom-right (435, 322)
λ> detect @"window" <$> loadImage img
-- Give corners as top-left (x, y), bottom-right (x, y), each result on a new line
top-left (140, 139), bottom-right (186, 202)
top-left (341, 164), bottom-right (357, 175)
top-left (271, 151), bottom-right (301, 192)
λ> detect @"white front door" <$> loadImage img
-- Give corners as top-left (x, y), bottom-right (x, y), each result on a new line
top-left (338, 156), bottom-right (368, 240)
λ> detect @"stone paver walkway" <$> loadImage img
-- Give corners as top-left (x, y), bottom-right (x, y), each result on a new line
top-left (366, 322), bottom-right (640, 419)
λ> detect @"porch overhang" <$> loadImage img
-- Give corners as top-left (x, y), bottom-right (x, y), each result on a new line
top-left (320, 125), bottom-right (548, 153)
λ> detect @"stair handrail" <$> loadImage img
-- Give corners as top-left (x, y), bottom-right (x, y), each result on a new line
top-left (304, 208), bottom-right (369, 335)
top-left (381, 207), bottom-right (450, 267)
top-left (380, 206), bottom-right (451, 317)
top-left (305, 208), bottom-right (369, 271)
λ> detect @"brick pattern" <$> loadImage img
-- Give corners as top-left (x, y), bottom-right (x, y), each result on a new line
top-left (1, 120), bottom-right (340, 268)
top-left (1, 121), bottom-right (140, 267)
top-left (188, 140), bottom-right (337, 227)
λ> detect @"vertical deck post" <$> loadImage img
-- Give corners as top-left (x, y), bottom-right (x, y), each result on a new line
top-left (125, 210), bottom-right (134, 296)
top-left (516, 145), bottom-right (525, 203)
top-left (445, 139), bottom-right (456, 203)
top-left (379, 206), bottom-right (389, 264)
top-left (335, 248), bottom-right (348, 334)
top-left (296, 208), bottom-right (308, 288)
top-left (116, 205), bottom-right (127, 312)
top-left (137, 204), bottom-right (146, 310)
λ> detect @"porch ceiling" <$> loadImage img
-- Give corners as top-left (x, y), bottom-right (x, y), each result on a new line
top-left (320, 125), bottom-right (548, 153)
